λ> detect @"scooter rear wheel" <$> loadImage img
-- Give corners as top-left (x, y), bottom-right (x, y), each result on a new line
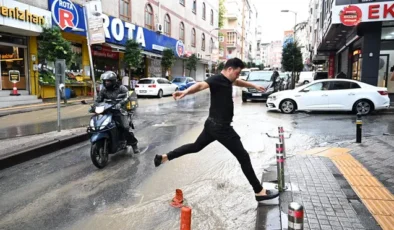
top-left (91, 140), bottom-right (109, 169)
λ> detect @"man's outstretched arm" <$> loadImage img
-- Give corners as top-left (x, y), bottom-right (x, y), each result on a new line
top-left (233, 79), bottom-right (266, 92)
top-left (173, 82), bottom-right (209, 100)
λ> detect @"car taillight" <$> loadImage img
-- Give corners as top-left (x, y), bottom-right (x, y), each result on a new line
top-left (378, 90), bottom-right (388, 96)
top-left (135, 85), bottom-right (139, 88)
top-left (148, 84), bottom-right (156, 88)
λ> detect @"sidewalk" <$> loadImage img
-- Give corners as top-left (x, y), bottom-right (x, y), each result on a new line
top-left (257, 136), bottom-right (394, 230)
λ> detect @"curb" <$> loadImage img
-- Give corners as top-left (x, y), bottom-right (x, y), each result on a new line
top-left (0, 133), bottom-right (89, 170)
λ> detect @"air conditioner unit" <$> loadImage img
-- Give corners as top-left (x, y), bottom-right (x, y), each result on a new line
top-left (156, 23), bottom-right (163, 33)
top-left (218, 36), bottom-right (224, 42)
top-left (197, 53), bottom-right (202, 59)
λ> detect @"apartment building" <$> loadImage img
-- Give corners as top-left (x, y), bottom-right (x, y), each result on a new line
top-left (219, 0), bottom-right (257, 63)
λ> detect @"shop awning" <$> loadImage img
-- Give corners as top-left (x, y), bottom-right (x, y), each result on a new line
top-left (104, 43), bottom-right (126, 52)
top-left (142, 51), bottom-right (162, 58)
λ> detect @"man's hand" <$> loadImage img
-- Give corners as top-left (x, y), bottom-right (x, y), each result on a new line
top-left (173, 91), bottom-right (187, 100)
top-left (255, 85), bottom-right (266, 92)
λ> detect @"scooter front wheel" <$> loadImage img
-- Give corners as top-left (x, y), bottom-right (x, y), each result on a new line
top-left (91, 139), bottom-right (109, 169)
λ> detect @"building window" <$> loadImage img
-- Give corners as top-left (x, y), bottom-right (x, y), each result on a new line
top-left (180, 0), bottom-right (185, 6)
top-left (227, 32), bottom-right (236, 45)
top-left (179, 22), bottom-right (185, 42)
top-left (191, 28), bottom-right (196, 47)
top-left (164, 14), bottom-right (171, 36)
top-left (210, 38), bottom-right (214, 53)
top-left (202, 3), bottom-right (206, 20)
top-left (193, 0), bottom-right (196, 14)
top-left (119, 0), bottom-right (130, 21)
top-left (201, 33), bottom-right (206, 51)
top-left (210, 9), bottom-right (214, 25)
top-left (145, 4), bottom-right (154, 30)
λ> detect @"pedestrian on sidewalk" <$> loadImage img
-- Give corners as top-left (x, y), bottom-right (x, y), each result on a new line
top-left (154, 58), bottom-right (279, 201)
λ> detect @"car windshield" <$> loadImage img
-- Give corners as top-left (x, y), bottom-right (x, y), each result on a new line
top-left (172, 78), bottom-right (186, 83)
top-left (240, 71), bottom-right (250, 76)
top-left (247, 72), bottom-right (272, 81)
top-left (138, 79), bottom-right (154, 84)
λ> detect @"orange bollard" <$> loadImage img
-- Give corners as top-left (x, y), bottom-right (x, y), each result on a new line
top-left (171, 189), bottom-right (184, 208)
top-left (10, 82), bottom-right (20, 96)
top-left (180, 206), bottom-right (192, 230)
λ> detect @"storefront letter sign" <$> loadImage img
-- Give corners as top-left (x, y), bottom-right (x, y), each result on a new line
top-left (340, 5), bottom-right (363, 26)
top-left (9, 70), bottom-right (20, 83)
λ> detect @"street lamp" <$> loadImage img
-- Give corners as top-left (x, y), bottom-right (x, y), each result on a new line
top-left (208, 28), bottom-right (220, 77)
top-left (281, 9), bottom-right (297, 89)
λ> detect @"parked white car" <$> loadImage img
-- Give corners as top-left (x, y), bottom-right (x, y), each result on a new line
top-left (267, 79), bottom-right (390, 115)
top-left (135, 78), bottom-right (178, 98)
top-left (298, 71), bottom-right (314, 85)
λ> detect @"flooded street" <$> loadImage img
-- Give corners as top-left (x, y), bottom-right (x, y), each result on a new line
top-left (1, 92), bottom-right (393, 230)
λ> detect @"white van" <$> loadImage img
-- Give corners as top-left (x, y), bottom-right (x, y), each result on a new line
top-left (298, 71), bottom-right (314, 85)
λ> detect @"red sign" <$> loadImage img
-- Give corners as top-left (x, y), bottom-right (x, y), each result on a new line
top-left (340, 5), bottom-right (363, 26)
top-left (368, 4), bottom-right (394, 19)
top-left (328, 53), bottom-right (335, 79)
top-left (92, 50), bottom-right (119, 59)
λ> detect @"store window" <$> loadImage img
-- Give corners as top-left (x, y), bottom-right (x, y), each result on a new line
top-left (92, 45), bottom-right (120, 79)
top-left (352, 49), bottom-right (362, 81)
top-left (0, 45), bottom-right (26, 90)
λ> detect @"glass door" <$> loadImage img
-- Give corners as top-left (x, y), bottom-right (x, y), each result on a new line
top-left (378, 54), bottom-right (389, 88)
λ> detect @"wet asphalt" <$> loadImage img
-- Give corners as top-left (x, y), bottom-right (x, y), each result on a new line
top-left (0, 91), bottom-right (393, 230)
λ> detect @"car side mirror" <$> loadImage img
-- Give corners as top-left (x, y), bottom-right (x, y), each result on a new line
top-left (301, 88), bottom-right (310, 93)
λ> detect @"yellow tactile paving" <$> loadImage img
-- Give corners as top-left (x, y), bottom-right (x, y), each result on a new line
top-left (300, 147), bottom-right (394, 230)
top-left (364, 200), bottom-right (394, 216)
top-left (347, 176), bottom-right (383, 187)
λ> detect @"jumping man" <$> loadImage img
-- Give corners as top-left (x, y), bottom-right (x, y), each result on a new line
top-left (154, 58), bottom-right (279, 201)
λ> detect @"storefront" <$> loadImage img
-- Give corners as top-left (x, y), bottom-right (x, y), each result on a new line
top-left (0, 0), bottom-right (51, 95)
top-left (326, 0), bottom-right (394, 99)
top-left (49, 0), bottom-right (185, 89)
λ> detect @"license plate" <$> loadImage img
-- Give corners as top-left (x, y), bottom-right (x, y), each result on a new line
top-left (252, 93), bottom-right (262, 96)
top-left (140, 90), bottom-right (147, 93)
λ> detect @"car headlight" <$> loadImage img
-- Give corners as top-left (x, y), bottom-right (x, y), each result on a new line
top-left (100, 117), bottom-right (111, 130)
top-left (267, 87), bottom-right (274, 92)
top-left (268, 95), bottom-right (277, 101)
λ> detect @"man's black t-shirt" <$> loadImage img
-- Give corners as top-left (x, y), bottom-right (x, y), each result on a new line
top-left (205, 74), bottom-right (234, 123)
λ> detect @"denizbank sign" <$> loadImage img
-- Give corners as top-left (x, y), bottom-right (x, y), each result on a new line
top-left (0, 0), bottom-right (52, 33)
top-left (49, 0), bottom-right (185, 57)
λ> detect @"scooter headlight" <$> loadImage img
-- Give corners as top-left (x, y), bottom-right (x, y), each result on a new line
top-left (99, 116), bottom-right (111, 130)
top-left (95, 106), bottom-right (105, 114)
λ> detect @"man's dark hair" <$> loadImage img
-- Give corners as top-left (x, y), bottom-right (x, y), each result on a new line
top-left (224, 58), bottom-right (245, 70)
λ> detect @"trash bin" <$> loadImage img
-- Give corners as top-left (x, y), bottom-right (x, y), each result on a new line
top-left (65, 88), bottom-right (71, 99)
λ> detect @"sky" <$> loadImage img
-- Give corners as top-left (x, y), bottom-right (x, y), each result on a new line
top-left (255, 0), bottom-right (311, 43)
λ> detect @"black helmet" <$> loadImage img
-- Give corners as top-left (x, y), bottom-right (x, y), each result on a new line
top-left (101, 71), bottom-right (117, 89)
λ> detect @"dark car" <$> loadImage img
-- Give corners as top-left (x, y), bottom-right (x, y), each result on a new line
top-left (242, 71), bottom-right (288, 102)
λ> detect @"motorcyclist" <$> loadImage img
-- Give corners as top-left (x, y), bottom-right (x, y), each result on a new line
top-left (94, 71), bottom-right (140, 154)
top-left (270, 71), bottom-right (280, 92)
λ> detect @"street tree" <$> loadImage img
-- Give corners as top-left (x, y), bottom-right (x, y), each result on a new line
top-left (219, 0), bottom-right (226, 28)
top-left (186, 54), bottom-right (198, 76)
top-left (124, 39), bottom-right (143, 78)
top-left (258, 63), bottom-right (265, 70)
top-left (161, 48), bottom-right (176, 78)
top-left (281, 41), bottom-right (303, 88)
top-left (217, 62), bottom-right (225, 73)
top-left (38, 27), bottom-right (72, 67)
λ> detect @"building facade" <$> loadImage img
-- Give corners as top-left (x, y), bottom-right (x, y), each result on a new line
top-left (311, 0), bottom-right (394, 99)
top-left (219, 0), bottom-right (257, 63)
top-left (266, 40), bottom-right (283, 69)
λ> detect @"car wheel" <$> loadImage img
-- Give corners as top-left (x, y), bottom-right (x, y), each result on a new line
top-left (303, 81), bottom-right (309, 85)
top-left (242, 98), bottom-right (247, 102)
top-left (280, 99), bottom-right (296, 114)
top-left (353, 100), bottom-right (373, 115)
top-left (157, 89), bottom-right (163, 98)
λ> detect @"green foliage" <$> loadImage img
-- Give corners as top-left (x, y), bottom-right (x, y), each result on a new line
top-left (281, 42), bottom-right (304, 73)
top-left (217, 62), bottom-right (225, 73)
top-left (124, 39), bottom-right (143, 76)
top-left (186, 54), bottom-right (198, 76)
top-left (161, 49), bottom-right (176, 77)
top-left (38, 27), bottom-right (72, 65)
top-left (219, 0), bottom-right (226, 28)
top-left (39, 69), bottom-right (55, 85)
top-left (258, 63), bottom-right (265, 70)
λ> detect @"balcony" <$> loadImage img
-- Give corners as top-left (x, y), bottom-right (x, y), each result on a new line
top-left (226, 42), bottom-right (237, 49)
top-left (225, 13), bottom-right (238, 20)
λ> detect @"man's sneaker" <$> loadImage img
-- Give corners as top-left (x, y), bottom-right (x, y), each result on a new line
top-left (132, 145), bottom-right (140, 154)
top-left (255, 190), bottom-right (280, 201)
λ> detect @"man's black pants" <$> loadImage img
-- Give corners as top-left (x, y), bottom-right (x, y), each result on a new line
top-left (113, 115), bottom-right (138, 146)
top-left (167, 118), bottom-right (263, 194)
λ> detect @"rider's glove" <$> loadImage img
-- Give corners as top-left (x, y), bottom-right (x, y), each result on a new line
top-left (115, 103), bottom-right (122, 110)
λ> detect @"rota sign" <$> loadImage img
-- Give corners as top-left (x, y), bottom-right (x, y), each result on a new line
top-left (340, 5), bottom-right (363, 26)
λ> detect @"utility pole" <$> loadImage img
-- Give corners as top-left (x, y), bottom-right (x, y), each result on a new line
top-left (241, 0), bottom-right (246, 60)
